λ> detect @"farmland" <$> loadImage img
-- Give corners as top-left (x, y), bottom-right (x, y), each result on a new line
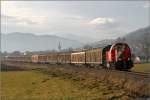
top-left (1, 70), bottom-right (135, 100)
top-left (1, 62), bottom-right (150, 100)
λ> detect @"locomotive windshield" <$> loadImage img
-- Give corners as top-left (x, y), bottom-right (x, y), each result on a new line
top-left (115, 45), bottom-right (125, 59)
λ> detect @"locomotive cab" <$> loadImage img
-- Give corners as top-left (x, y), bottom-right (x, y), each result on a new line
top-left (102, 43), bottom-right (133, 70)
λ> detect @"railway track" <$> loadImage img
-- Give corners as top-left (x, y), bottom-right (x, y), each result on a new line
top-left (76, 64), bottom-right (150, 78)
top-left (106, 68), bottom-right (150, 78)
top-left (127, 71), bottom-right (149, 76)
top-left (121, 70), bottom-right (149, 76)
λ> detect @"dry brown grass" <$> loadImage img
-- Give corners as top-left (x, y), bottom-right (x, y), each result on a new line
top-left (1, 62), bottom-right (149, 99)
top-left (1, 70), bottom-right (136, 100)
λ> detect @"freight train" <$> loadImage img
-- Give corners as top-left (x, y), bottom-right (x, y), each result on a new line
top-left (4, 43), bottom-right (133, 70)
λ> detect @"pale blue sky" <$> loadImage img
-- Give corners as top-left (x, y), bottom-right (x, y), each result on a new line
top-left (1, 1), bottom-right (149, 40)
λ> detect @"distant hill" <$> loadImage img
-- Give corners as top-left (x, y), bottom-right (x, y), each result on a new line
top-left (1, 32), bottom-right (84, 52)
top-left (54, 33), bottom-right (97, 43)
top-left (88, 26), bottom-right (150, 58)
top-left (81, 39), bottom-right (114, 50)
top-left (120, 26), bottom-right (150, 57)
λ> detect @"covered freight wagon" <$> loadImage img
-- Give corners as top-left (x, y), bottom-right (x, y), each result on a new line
top-left (38, 55), bottom-right (48, 63)
top-left (47, 53), bottom-right (58, 64)
top-left (71, 51), bottom-right (85, 64)
top-left (86, 48), bottom-right (102, 64)
top-left (6, 55), bottom-right (32, 62)
top-left (57, 53), bottom-right (71, 64)
top-left (31, 55), bottom-right (39, 63)
top-left (23, 56), bottom-right (32, 63)
top-left (31, 55), bottom-right (47, 63)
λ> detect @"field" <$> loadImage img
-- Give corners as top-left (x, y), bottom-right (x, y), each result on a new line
top-left (1, 70), bottom-right (135, 100)
top-left (1, 62), bottom-right (149, 100)
top-left (131, 63), bottom-right (150, 73)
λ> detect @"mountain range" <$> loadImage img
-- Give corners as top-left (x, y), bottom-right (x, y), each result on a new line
top-left (1, 26), bottom-right (150, 58)
top-left (120, 26), bottom-right (150, 57)
top-left (1, 33), bottom-right (84, 52)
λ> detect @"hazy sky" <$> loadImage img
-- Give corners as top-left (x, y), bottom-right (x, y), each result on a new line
top-left (1, 1), bottom-right (150, 40)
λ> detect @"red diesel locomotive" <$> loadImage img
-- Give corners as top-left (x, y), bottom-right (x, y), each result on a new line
top-left (102, 43), bottom-right (133, 70)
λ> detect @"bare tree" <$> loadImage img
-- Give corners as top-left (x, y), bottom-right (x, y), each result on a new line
top-left (83, 44), bottom-right (92, 49)
top-left (139, 33), bottom-right (150, 62)
top-left (116, 37), bottom-right (126, 43)
top-left (10, 51), bottom-right (22, 56)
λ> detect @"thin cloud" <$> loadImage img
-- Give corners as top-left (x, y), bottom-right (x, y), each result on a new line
top-left (89, 17), bottom-right (118, 31)
top-left (1, 14), bottom-right (46, 26)
top-left (90, 17), bottom-right (115, 25)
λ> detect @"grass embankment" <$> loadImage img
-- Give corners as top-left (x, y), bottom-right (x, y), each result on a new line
top-left (1, 70), bottom-right (134, 100)
top-left (131, 63), bottom-right (150, 73)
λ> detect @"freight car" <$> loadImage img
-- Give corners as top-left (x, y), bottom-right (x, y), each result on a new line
top-left (86, 48), bottom-right (102, 68)
top-left (57, 52), bottom-right (71, 64)
top-left (5, 55), bottom-right (32, 63)
top-left (4, 42), bottom-right (133, 70)
top-left (31, 55), bottom-right (48, 64)
top-left (47, 53), bottom-right (58, 64)
top-left (31, 55), bottom-right (39, 63)
top-left (71, 51), bottom-right (85, 64)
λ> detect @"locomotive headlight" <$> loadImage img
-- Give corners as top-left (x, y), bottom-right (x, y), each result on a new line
top-left (128, 58), bottom-right (130, 60)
